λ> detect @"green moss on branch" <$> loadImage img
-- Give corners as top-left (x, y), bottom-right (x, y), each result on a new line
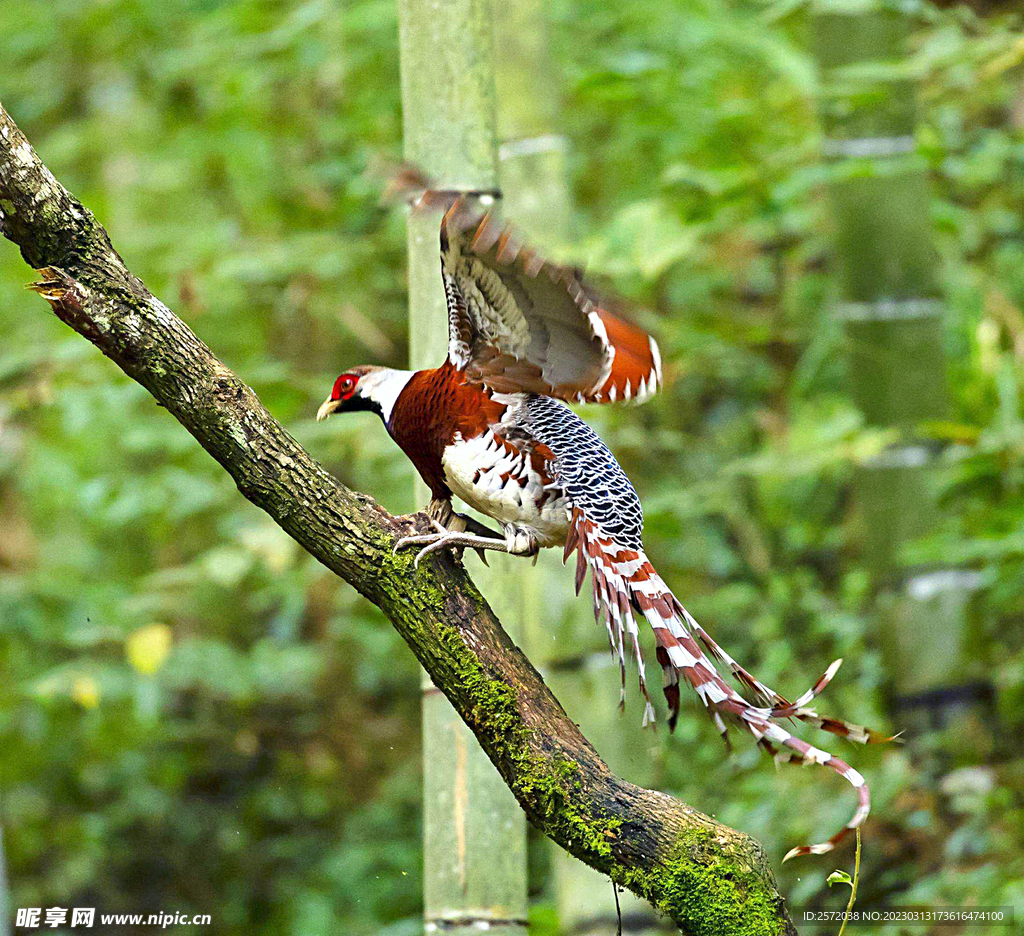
top-left (406, 591), bottom-right (790, 934)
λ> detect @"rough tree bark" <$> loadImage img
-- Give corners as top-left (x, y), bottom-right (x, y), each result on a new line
top-left (0, 102), bottom-right (795, 936)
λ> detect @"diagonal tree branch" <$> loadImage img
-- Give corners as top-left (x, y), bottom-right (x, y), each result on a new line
top-left (0, 102), bottom-right (796, 936)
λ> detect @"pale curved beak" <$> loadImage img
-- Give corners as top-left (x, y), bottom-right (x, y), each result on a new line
top-left (316, 397), bottom-right (341, 422)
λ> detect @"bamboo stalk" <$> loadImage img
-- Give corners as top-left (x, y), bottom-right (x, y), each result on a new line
top-left (494, 4), bottom-right (665, 932)
top-left (811, 1), bottom-right (981, 738)
top-left (396, 2), bottom-right (528, 932)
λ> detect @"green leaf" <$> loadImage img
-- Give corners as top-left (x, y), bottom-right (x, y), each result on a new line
top-left (827, 870), bottom-right (853, 887)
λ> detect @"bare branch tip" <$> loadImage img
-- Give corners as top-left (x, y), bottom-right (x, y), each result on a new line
top-left (26, 266), bottom-right (75, 305)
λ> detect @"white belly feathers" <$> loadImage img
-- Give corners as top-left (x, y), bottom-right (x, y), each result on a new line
top-left (441, 429), bottom-right (569, 548)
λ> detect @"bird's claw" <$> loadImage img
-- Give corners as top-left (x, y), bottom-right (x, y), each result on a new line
top-left (393, 527), bottom-right (467, 569)
top-left (413, 535), bottom-right (460, 569)
top-left (393, 517), bottom-right (450, 559)
top-left (394, 524), bottom-right (509, 568)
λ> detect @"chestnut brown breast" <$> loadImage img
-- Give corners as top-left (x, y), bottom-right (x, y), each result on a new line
top-left (387, 361), bottom-right (505, 499)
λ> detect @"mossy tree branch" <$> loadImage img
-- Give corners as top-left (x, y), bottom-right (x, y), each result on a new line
top-left (0, 102), bottom-right (796, 936)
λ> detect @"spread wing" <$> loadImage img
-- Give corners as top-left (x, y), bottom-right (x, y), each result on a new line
top-left (437, 196), bottom-right (662, 404)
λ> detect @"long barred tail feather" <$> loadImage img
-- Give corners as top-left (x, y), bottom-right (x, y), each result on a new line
top-left (564, 508), bottom-right (887, 861)
top-left (682, 607), bottom-right (892, 746)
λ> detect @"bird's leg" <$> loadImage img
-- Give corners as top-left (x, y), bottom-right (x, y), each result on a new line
top-left (396, 531), bottom-right (511, 569)
top-left (394, 516), bottom-right (538, 570)
top-left (409, 497), bottom-right (503, 564)
top-left (393, 498), bottom-right (504, 566)
top-left (425, 498), bottom-right (503, 542)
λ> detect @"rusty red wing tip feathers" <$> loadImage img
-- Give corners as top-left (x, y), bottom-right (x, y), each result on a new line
top-left (445, 202), bottom-right (664, 407)
top-left (384, 164), bottom-right (662, 407)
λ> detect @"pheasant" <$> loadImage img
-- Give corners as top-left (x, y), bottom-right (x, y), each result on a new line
top-left (317, 188), bottom-right (886, 860)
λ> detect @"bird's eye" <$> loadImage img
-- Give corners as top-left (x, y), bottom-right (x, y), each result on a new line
top-left (332, 373), bottom-right (357, 401)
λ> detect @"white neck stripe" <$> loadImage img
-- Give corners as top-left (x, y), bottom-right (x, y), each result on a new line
top-left (359, 368), bottom-right (415, 425)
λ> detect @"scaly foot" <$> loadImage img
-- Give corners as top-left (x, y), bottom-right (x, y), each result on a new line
top-left (394, 529), bottom-right (513, 569)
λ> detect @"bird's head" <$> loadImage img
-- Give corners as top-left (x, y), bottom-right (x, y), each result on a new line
top-left (316, 365), bottom-right (414, 425)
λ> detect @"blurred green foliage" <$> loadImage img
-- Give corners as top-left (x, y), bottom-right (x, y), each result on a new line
top-left (1, 0), bottom-right (1023, 933)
